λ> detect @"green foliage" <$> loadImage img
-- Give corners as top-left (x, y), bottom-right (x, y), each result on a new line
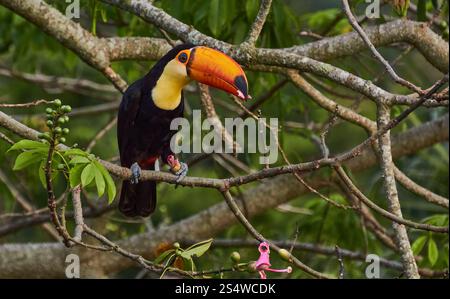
top-left (412, 235), bottom-right (428, 255)
top-left (417, 0), bottom-right (428, 21)
top-left (157, 0), bottom-right (300, 47)
top-left (411, 215), bottom-right (449, 268)
top-left (428, 238), bottom-right (439, 266)
top-left (63, 148), bottom-right (116, 203)
top-left (0, 0), bottom-right (448, 278)
top-left (9, 138), bottom-right (117, 204)
top-left (392, 0), bottom-right (411, 17)
top-left (154, 239), bottom-right (214, 273)
top-left (7, 100), bottom-right (117, 204)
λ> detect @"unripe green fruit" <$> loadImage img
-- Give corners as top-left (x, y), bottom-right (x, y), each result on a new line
top-left (62, 128), bottom-right (70, 135)
top-left (278, 249), bottom-right (291, 261)
top-left (53, 99), bottom-right (62, 107)
top-left (38, 132), bottom-right (51, 141)
top-left (57, 117), bottom-right (65, 124)
top-left (230, 252), bottom-right (241, 263)
top-left (64, 115), bottom-right (70, 122)
top-left (45, 108), bottom-right (53, 114)
top-left (173, 242), bottom-right (181, 249)
top-left (59, 137), bottom-right (66, 143)
top-left (54, 127), bottom-right (62, 134)
top-left (46, 120), bottom-right (54, 127)
top-left (440, 21), bottom-right (448, 29)
top-left (57, 164), bottom-right (65, 170)
top-left (61, 105), bottom-right (72, 113)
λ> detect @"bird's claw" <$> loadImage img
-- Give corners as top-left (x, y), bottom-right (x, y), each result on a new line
top-left (167, 155), bottom-right (188, 184)
top-left (173, 162), bottom-right (188, 183)
top-left (130, 162), bottom-right (141, 184)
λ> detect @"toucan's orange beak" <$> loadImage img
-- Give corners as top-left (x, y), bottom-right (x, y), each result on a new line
top-left (187, 46), bottom-right (251, 100)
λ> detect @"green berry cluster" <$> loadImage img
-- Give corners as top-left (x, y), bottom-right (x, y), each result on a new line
top-left (38, 99), bottom-right (71, 144)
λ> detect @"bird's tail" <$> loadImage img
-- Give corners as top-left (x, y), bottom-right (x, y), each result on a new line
top-left (119, 164), bottom-right (156, 217)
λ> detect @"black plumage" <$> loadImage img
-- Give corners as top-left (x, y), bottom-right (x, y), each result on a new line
top-left (117, 44), bottom-right (192, 217)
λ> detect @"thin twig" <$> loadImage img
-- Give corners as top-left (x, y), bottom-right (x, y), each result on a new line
top-left (334, 166), bottom-right (448, 233)
top-left (199, 84), bottom-right (240, 152)
top-left (191, 238), bottom-right (446, 278)
top-left (86, 116), bottom-right (117, 152)
top-left (342, 0), bottom-right (424, 95)
top-left (221, 190), bottom-right (333, 279)
top-left (0, 99), bottom-right (53, 108)
top-left (335, 245), bottom-right (344, 279)
top-left (0, 131), bottom-right (14, 145)
top-left (0, 169), bottom-right (60, 240)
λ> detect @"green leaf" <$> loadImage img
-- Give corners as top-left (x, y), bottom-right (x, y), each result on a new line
top-left (38, 160), bottom-right (47, 188)
top-left (193, 2), bottom-right (208, 24)
top-left (81, 163), bottom-right (96, 187)
top-left (412, 235), bottom-right (428, 255)
top-left (245, 0), bottom-right (259, 21)
top-left (69, 156), bottom-right (90, 165)
top-left (208, 0), bottom-right (220, 36)
top-left (38, 159), bottom-right (59, 188)
top-left (179, 238), bottom-right (213, 259)
top-left (392, 0), bottom-right (410, 17)
top-left (8, 139), bottom-right (48, 152)
top-left (182, 257), bottom-right (196, 272)
top-left (423, 214), bottom-right (449, 226)
top-left (63, 148), bottom-right (89, 157)
top-left (100, 7), bottom-right (108, 23)
top-left (428, 238), bottom-right (439, 266)
top-left (13, 150), bottom-right (45, 170)
top-left (91, 0), bottom-right (99, 36)
top-left (94, 160), bottom-right (116, 203)
top-left (94, 165), bottom-right (105, 197)
top-left (417, 0), bottom-right (427, 21)
top-left (154, 249), bottom-right (176, 264)
top-left (69, 164), bottom-right (85, 188)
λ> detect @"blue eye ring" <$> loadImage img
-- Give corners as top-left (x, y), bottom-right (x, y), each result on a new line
top-left (178, 52), bottom-right (188, 63)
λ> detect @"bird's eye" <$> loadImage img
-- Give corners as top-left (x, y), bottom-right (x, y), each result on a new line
top-left (261, 246), bottom-right (268, 251)
top-left (178, 52), bottom-right (188, 63)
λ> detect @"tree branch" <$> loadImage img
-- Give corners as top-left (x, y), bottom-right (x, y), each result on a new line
top-left (0, 112), bottom-right (447, 277)
top-left (343, 0), bottom-right (423, 94)
top-left (244, 0), bottom-right (272, 46)
top-left (375, 103), bottom-right (419, 278)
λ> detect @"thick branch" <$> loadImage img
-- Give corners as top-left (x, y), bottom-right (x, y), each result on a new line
top-left (285, 19), bottom-right (448, 74)
top-left (376, 104), bottom-right (420, 278)
top-left (98, 0), bottom-right (445, 105)
top-left (343, 0), bottom-right (424, 94)
top-left (0, 0), bottom-right (127, 92)
top-left (0, 113), bottom-right (447, 277)
top-left (289, 71), bottom-right (449, 208)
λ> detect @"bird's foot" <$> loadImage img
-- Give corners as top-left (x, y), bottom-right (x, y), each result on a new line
top-left (167, 155), bottom-right (188, 183)
top-left (130, 162), bottom-right (141, 184)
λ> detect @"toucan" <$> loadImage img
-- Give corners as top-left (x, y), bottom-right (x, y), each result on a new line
top-left (117, 44), bottom-right (250, 217)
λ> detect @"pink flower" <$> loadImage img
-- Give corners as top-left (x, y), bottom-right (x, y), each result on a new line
top-left (255, 242), bottom-right (292, 279)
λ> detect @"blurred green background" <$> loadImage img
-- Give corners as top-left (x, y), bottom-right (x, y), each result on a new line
top-left (0, 0), bottom-right (448, 278)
